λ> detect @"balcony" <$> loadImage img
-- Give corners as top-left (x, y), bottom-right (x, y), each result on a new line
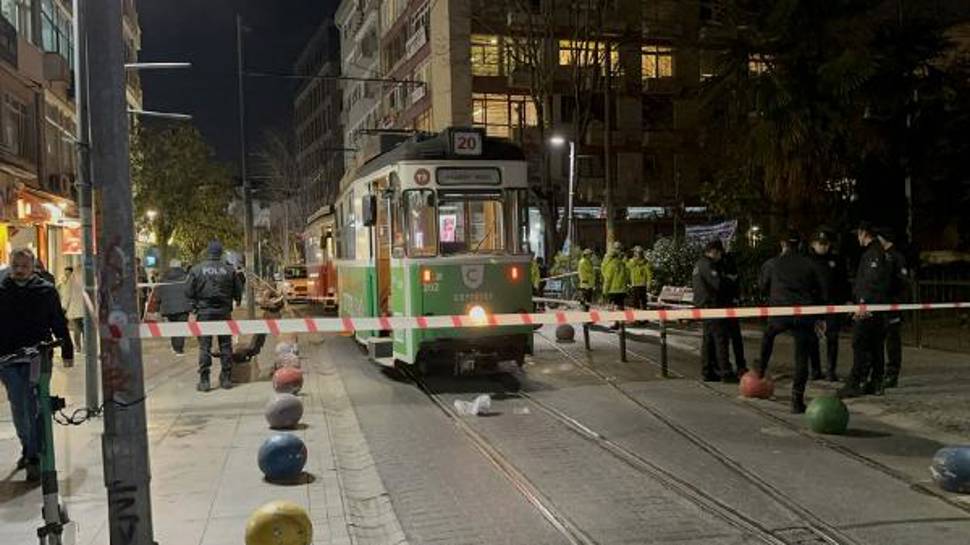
top-left (43, 52), bottom-right (70, 82)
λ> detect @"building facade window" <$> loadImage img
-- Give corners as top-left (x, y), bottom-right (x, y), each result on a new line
top-left (748, 54), bottom-right (770, 75)
top-left (41, 0), bottom-right (73, 67)
top-left (642, 45), bottom-right (673, 80)
top-left (471, 34), bottom-right (501, 76)
top-left (0, 92), bottom-right (35, 161)
top-left (1, 0), bottom-right (32, 42)
top-left (472, 93), bottom-right (538, 139)
top-left (558, 40), bottom-right (618, 73)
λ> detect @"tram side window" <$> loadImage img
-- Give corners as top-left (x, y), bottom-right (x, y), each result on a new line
top-left (405, 189), bottom-right (436, 257)
top-left (343, 192), bottom-right (356, 260)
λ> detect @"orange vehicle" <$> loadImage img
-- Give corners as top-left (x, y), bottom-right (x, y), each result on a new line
top-left (282, 265), bottom-right (310, 303)
top-left (303, 206), bottom-right (338, 309)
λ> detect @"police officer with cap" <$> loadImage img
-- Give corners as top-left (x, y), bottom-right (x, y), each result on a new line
top-left (757, 229), bottom-right (825, 413)
top-left (838, 222), bottom-right (892, 398)
top-left (692, 239), bottom-right (736, 383)
top-left (186, 240), bottom-right (243, 392)
top-left (875, 226), bottom-right (910, 388)
top-left (627, 246), bottom-right (652, 311)
top-left (807, 228), bottom-right (849, 381)
top-left (577, 248), bottom-right (596, 310)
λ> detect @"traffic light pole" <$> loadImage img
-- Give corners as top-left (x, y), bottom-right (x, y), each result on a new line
top-left (89, 2), bottom-right (156, 543)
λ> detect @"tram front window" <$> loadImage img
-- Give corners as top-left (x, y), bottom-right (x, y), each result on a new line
top-left (438, 191), bottom-right (505, 255)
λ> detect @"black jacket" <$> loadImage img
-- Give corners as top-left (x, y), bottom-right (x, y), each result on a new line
top-left (157, 267), bottom-right (192, 316)
top-left (0, 275), bottom-right (74, 361)
top-left (809, 250), bottom-right (850, 304)
top-left (884, 245), bottom-right (910, 303)
top-left (760, 251), bottom-right (824, 306)
top-left (718, 253), bottom-right (741, 306)
top-left (853, 241), bottom-right (892, 304)
top-left (186, 257), bottom-right (242, 317)
top-left (692, 256), bottom-right (721, 308)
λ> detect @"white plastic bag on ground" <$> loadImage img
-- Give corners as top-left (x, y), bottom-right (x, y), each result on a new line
top-left (453, 394), bottom-right (492, 416)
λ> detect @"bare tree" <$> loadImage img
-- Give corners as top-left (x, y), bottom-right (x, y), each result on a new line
top-left (254, 129), bottom-right (308, 266)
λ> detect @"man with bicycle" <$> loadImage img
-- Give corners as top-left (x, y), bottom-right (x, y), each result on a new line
top-left (0, 248), bottom-right (73, 481)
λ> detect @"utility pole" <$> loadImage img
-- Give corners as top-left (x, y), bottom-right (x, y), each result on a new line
top-left (88, 2), bottom-right (156, 543)
top-left (237, 14), bottom-right (256, 318)
top-left (73, 0), bottom-right (98, 411)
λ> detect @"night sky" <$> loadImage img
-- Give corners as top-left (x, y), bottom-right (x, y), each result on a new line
top-left (138, 0), bottom-right (336, 172)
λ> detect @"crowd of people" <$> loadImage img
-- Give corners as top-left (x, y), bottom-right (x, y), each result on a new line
top-left (692, 222), bottom-right (909, 413)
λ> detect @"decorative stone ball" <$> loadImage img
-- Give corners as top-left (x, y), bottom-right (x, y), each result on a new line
top-left (273, 367), bottom-right (304, 395)
top-left (275, 352), bottom-right (302, 371)
top-left (275, 342), bottom-right (298, 357)
top-left (930, 446), bottom-right (970, 494)
top-left (739, 372), bottom-right (775, 399)
top-left (245, 500), bottom-right (312, 545)
top-left (555, 324), bottom-right (576, 343)
top-left (264, 394), bottom-right (304, 430)
top-left (257, 433), bottom-right (308, 482)
top-left (805, 396), bottom-right (850, 435)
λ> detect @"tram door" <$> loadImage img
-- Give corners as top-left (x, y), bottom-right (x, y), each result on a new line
top-left (375, 182), bottom-right (392, 320)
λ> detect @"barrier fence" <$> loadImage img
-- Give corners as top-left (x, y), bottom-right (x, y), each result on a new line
top-left (130, 302), bottom-right (968, 340)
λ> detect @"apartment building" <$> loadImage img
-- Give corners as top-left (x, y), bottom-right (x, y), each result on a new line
top-left (293, 19), bottom-right (344, 214)
top-left (0, 0), bottom-right (143, 271)
top-left (335, 0), bottom-right (381, 173)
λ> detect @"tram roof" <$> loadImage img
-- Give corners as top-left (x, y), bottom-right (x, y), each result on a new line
top-left (354, 128), bottom-right (526, 181)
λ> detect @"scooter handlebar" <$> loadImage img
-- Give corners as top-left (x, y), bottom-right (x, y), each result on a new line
top-left (0, 339), bottom-right (62, 367)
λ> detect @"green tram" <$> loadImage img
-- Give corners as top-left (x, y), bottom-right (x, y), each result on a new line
top-left (334, 128), bottom-right (533, 373)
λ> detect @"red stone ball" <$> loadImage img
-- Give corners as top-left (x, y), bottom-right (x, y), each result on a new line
top-left (273, 367), bottom-right (304, 395)
top-left (739, 372), bottom-right (774, 399)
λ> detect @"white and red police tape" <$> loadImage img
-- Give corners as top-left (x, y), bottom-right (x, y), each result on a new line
top-left (132, 302), bottom-right (968, 339)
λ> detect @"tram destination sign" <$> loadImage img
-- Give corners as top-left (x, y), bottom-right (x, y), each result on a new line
top-left (436, 167), bottom-right (501, 185)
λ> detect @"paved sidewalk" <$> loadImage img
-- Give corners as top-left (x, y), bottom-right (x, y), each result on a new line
top-left (0, 334), bottom-right (377, 545)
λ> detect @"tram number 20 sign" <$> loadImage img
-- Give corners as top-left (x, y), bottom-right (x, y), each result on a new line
top-left (451, 130), bottom-right (482, 156)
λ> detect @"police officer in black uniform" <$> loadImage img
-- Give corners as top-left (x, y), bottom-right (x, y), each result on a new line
top-left (757, 230), bottom-right (825, 413)
top-left (838, 222), bottom-right (893, 399)
top-left (719, 251), bottom-right (747, 376)
top-left (186, 240), bottom-right (243, 392)
top-left (807, 229), bottom-right (849, 382)
top-left (876, 226), bottom-right (910, 389)
top-left (692, 240), bottom-right (737, 383)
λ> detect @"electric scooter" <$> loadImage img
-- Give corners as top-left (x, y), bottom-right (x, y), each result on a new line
top-left (0, 339), bottom-right (74, 544)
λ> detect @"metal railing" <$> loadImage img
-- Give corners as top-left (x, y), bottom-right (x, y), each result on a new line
top-left (907, 272), bottom-right (970, 352)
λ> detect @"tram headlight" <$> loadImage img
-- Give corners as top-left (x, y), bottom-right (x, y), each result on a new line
top-left (508, 265), bottom-right (521, 282)
top-left (468, 305), bottom-right (487, 324)
top-left (421, 268), bottom-right (434, 284)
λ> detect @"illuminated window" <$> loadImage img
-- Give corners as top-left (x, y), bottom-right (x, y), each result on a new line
top-left (471, 34), bottom-right (501, 76)
top-left (748, 54), bottom-right (770, 75)
top-left (472, 93), bottom-right (538, 139)
top-left (642, 46), bottom-right (674, 80)
top-left (558, 40), bottom-right (618, 73)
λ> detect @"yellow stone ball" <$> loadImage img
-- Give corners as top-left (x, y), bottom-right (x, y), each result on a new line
top-left (245, 500), bottom-right (312, 545)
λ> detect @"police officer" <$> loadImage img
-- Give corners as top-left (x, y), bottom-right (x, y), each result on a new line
top-left (838, 222), bottom-right (893, 399)
top-left (186, 240), bottom-right (243, 392)
top-left (876, 226), bottom-right (910, 388)
top-left (807, 229), bottom-right (849, 382)
top-left (577, 248), bottom-right (596, 310)
top-left (757, 230), bottom-right (825, 413)
top-left (719, 249), bottom-right (747, 375)
top-left (693, 240), bottom-right (736, 383)
top-left (627, 246), bottom-right (652, 310)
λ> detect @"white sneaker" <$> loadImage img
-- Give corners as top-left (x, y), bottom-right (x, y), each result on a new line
top-left (172, 349), bottom-right (185, 357)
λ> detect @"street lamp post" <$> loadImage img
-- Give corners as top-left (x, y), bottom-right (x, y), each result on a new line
top-left (550, 136), bottom-right (577, 254)
top-left (237, 14), bottom-right (256, 319)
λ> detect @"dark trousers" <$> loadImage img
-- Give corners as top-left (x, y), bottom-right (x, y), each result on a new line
top-left (630, 286), bottom-right (648, 310)
top-left (849, 315), bottom-right (886, 388)
top-left (0, 363), bottom-right (39, 460)
top-left (248, 334), bottom-right (268, 355)
top-left (578, 288), bottom-right (593, 310)
top-left (724, 318), bottom-right (747, 371)
top-left (701, 319), bottom-right (732, 378)
top-left (808, 315), bottom-right (842, 376)
top-left (885, 314), bottom-right (903, 380)
top-left (165, 312), bottom-right (190, 353)
top-left (759, 316), bottom-right (815, 396)
top-left (197, 312), bottom-right (232, 376)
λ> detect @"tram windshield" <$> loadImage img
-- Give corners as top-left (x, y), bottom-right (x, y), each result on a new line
top-left (438, 190), bottom-right (505, 255)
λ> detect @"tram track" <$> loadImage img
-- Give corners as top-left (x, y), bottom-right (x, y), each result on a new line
top-left (533, 330), bottom-right (857, 545)
top-left (405, 362), bottom-right (846, 545)
top-left (581, 326), bottom-right (970, 517)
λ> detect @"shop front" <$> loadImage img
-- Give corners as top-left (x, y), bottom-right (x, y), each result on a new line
top-left (5, 186), bottom-right (79, 276)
